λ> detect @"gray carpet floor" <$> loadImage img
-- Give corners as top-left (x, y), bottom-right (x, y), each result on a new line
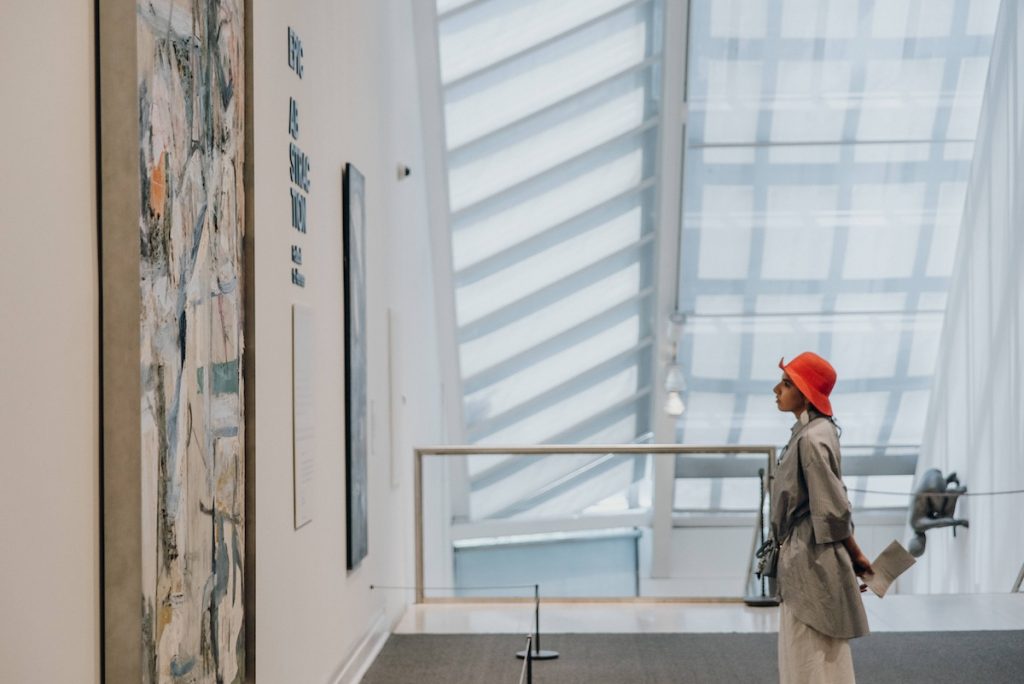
top-left (361, 631), bottom-right (1024, 683)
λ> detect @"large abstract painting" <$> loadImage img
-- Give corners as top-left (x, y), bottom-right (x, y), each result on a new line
top-left (138, 1), bottom-right (245, 680)
top-left (101, 0), bottom-right (245, 681)
top-left (343, 163), bottom-right (368, 570)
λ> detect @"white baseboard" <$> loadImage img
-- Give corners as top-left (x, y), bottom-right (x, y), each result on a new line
top-left (328, 608), bottom-right (395, 684)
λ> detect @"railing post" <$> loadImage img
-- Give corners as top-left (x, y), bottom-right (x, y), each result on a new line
top-left (651, 452), bottom-right (675, 578)
top-left (415, 448), bottom-right (424, 603)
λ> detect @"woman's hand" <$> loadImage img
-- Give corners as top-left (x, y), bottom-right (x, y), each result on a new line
top-left (849, 548), bottom-right (873, 576)
top-left (842, 536), bottom-right (874, 592)
top-left (850, 550), bottom-right (873, 592)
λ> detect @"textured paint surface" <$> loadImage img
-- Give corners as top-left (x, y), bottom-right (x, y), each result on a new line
top-left (137, 1), bottom-right (245, 681)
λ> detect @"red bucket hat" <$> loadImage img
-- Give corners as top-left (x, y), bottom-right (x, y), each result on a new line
top-left (779, 352), bottom-right (836, 416)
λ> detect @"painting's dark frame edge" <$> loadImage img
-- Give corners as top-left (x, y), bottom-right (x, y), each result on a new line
top-left (97, 0), bottom-right (143, 681)
top-left (342, 164), bottom-right (355, 570)
top-left (243, 0), bottom-right (256, 679)
top-left (93, 3), bottom-right (104, 680)
top-left (341, 163), bottom-right (370, 572)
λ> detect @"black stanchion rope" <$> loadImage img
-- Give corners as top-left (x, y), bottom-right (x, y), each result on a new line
top-left (847, 487), bottom-right (1024, 497)
top-left (370, 583), bottom-right (560, 662)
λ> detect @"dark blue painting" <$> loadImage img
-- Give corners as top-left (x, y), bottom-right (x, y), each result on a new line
top-left (343, 163), bottom-right (368, 570)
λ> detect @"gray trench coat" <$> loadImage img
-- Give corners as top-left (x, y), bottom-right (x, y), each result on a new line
top-left (770, 413), bottom-right (870, 640)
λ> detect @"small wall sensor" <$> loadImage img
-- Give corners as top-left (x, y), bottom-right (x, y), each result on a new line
top-left (397, 164), bottom-right (412, 180)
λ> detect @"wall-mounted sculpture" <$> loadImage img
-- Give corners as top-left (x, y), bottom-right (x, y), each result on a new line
top-left (100, 0), bottom-right (246, 681)
top-left (908, 469), bottom-right (969, 557)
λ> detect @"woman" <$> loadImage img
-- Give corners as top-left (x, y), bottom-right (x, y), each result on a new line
top-left (771, 352), bottom-right (872, 683)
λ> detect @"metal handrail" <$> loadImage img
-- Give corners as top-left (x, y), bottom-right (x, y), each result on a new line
top-left (414, 444), bottom-right (778, 603)
top-left (416, 444), bottom-right (777, 455)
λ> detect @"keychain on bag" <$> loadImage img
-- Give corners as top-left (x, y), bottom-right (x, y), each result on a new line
top-left (755, 537), bottom-right (780, 579)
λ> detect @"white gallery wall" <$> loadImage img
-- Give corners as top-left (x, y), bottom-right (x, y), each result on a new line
top-left (1, 1), bottom-right (442, 682)
top-left (252, 0), bottom-right (444, 682)
top-left (0, 2), bottom-right (101, 683)
top-left (913, 0), bottom-right (1024, 594)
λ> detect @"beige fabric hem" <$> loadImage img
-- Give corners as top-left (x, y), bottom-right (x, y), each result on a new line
top-left (778, 601), bottom-right (855, 684)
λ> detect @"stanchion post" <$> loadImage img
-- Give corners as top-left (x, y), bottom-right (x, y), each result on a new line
top-left (526, 637), bottom-right (532, 684)
top-left (534, 585), bottom-right (540, 653)
top-left (516, 584), bottom-right (559, 660)
top-left (518, 635), bottom-right (533, 684)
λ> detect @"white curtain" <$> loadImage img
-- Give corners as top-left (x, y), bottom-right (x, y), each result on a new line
top-left (913, 0), bottom-right (1024, 594)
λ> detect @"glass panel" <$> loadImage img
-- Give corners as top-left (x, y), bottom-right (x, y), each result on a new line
top-left (418, 449), bottom-right (776, 599)
top-left (674, 477), bottom-right (760, 511)
top-left (433, 3), bottom-right (663, 567)
top-left (453, 530), bottom-right (640, 597)
top-left (459, 261), bottom-right (646, 377)
top-left (676, 0), bottom-right (1001, 475)
top-left (444, 22), bottom-right (652, 147)
top-left (476, 365), bottom-right (640, 444)
top-left (456, 211), bottom-right (644, 325)
top-left (464, 316), bottom-right (642, 420)
top-left (452, 147), bottom-right (648, 270)
top-left (440, 0), bottom-right (663, 448)
top-left (438, 0), bottom-right (641, 83)
top-left (448, 89), bottom-right (650, 210)
top-left (421, 451), bottom-right (653, 598)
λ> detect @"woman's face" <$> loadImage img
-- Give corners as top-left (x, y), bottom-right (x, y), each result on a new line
top-left (774, 373), bottom-right (809, 415)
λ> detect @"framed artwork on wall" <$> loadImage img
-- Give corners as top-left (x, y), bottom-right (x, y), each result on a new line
top-left (343, 162), bottom-right (369, 570)
top-left (99, 0), bottom-right (246, 681)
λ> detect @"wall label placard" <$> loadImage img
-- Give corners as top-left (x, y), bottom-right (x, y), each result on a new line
top-left (288, 26), bottom-right (308, 288)
top-left (292, 305), bottom-right (315, 528)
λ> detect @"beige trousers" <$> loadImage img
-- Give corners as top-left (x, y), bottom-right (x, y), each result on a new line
top-left (778, 602), bottom-right (855, 684)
